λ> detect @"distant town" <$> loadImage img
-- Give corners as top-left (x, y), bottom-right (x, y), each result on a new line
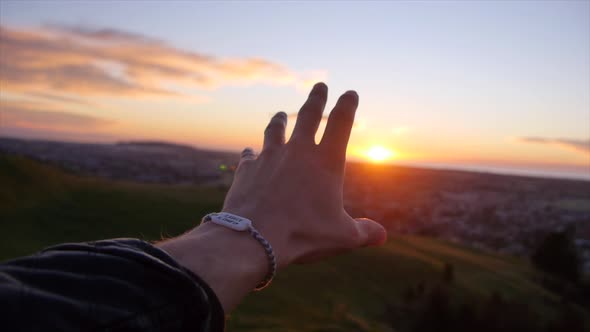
top-left (1, 137), bottom-right (589, 275)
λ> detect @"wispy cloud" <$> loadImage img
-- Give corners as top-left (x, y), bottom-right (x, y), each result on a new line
top-left (1, 100), bottom-right (113, 132)
top-left (24, 92), bottom-right (98, 106)
top-left (0, 24), bottom-right (324, 100)
top-left (517, 137), bottom-right (590, 155)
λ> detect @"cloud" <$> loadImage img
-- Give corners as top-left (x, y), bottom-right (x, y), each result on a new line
top-left (0, 24), bottom-right (324, 100)
top-left (517, 137), bottom-right (590, 155)
top-left (43, 23), bottom-right (162, 44)
top-left (24, 92), bottom-right (98, 106)
top-left (1, 100), bottom-right (113, 131)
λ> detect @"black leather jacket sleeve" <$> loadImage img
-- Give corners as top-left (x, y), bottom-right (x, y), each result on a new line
top-left (0, 239), bottom-right (225, 332)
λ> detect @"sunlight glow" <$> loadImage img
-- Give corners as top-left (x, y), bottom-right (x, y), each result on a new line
top-left (366, 146), bottom-right (396, 163)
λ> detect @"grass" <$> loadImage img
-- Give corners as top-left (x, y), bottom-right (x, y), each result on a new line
top-left (0, 155), bottom-right (226, 260)
top-left (0, 154), bottom-right (585, 331)
top-left (227, 236), bottom-right (565, 331)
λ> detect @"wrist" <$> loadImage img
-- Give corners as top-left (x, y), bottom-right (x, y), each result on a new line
top-left (157, 222), bottom-right (268, 312)
top-left (221, 206), bottom-right (292, 269)
top-left (191, 221), bottom-right (269, 281)
top-left (202, 212), bottom-right (276, 290)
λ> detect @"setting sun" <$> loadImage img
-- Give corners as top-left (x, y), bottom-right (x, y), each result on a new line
top-left (366, 146), bottom-right (395, 163)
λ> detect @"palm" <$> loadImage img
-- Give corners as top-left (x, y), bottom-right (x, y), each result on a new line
top-left (223, 83), bottom-right (386, 269)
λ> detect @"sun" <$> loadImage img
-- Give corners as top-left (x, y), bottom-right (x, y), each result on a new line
top-left (366, 146), bottom-right (395, 163)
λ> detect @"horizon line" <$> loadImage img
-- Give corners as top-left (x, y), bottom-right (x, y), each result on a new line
top-left (0, 134), bottom-right (588, 182)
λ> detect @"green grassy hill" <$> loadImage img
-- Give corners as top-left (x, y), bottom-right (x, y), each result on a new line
top-left (0, 155), bottom-right (226, 259)
top-left (228, 235), bottom-right (568, 331)
top-left (0, 155), bottom-right (586, 331)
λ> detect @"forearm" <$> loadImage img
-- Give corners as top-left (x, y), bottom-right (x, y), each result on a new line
top-left (156, 222), bottom-right (269, 312)
top-left (0, 239), bottom-right (225, 331)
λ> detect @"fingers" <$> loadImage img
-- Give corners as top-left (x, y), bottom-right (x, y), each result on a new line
top-left (319, 91), bottom-right (358, 162)
top-left (263, 112), bottom-right (287, 151)
top-left (290, 82), bottom-right (328, 144)
top-left (354, 218), bottom-right (387, 247)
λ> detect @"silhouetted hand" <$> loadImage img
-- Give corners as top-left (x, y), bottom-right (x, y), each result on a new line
top-left (159, 83), bottom-right (387, 312)
top-left (223, 82), bottom-right (387, 268)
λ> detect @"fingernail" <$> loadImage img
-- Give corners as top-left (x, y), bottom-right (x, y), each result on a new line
top-left (310, 82), bottom-right (327, 95)
top-left (344, 90), bottom-right (358, 97)
top-left (275, 111), bottom-right (288, 123)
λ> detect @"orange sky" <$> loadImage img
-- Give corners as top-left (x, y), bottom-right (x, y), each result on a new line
top-left (0, 2), bottom-right (589, 179)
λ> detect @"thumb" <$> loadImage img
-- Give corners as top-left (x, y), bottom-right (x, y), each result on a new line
top-left (354, 218), bottom-right (387, 247)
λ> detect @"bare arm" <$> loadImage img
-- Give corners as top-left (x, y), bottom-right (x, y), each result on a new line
top-left (157, 82), bottom-right (387, 313)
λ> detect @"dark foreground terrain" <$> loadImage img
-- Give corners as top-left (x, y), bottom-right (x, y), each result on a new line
top-left (1, 154), bottom-right (588, 331)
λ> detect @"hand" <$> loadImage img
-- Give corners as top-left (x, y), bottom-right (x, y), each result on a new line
top-left (158, 83), bottom-right (387, 312)
top-left (222, 82), bottom-right (387, 268)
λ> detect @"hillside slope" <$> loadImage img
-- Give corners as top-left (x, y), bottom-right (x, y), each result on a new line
top-left (0, 155), bottom-right (226, 259)
top-left (227, 235), bottom-right (568, 331)
top-left (0, 155), bottom-right (585, 331)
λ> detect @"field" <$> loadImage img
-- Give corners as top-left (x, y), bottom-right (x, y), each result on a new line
top-left (0, 155), bottom-right (226, 259)
top-left (0, 155), bottom-right (586, 331)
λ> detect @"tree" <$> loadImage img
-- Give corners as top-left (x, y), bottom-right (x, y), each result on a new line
top-left (531, 231), bottom-right (581, 283)
top-left (442, 262), bottom-right (454, 284)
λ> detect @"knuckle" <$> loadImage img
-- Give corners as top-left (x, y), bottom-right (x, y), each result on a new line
top-left (341, 222), bottom-right (363, 247)
top-left (235, 162), bottom-right (253, 175)
top-left (238, 159), bottom-right (255, 170)
top-left (261, 145), bottom-right (280, 156)
top-left (287, 134), bottom-right (314, 147)
top-left (264, 127), bottom-right (273, 137)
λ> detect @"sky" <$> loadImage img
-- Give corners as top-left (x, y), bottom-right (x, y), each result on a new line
top-left (0, 1), bottom-right (589, 179)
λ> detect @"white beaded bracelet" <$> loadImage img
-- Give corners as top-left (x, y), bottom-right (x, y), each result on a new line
top-left (202, 212), bottom-right (276, 291)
